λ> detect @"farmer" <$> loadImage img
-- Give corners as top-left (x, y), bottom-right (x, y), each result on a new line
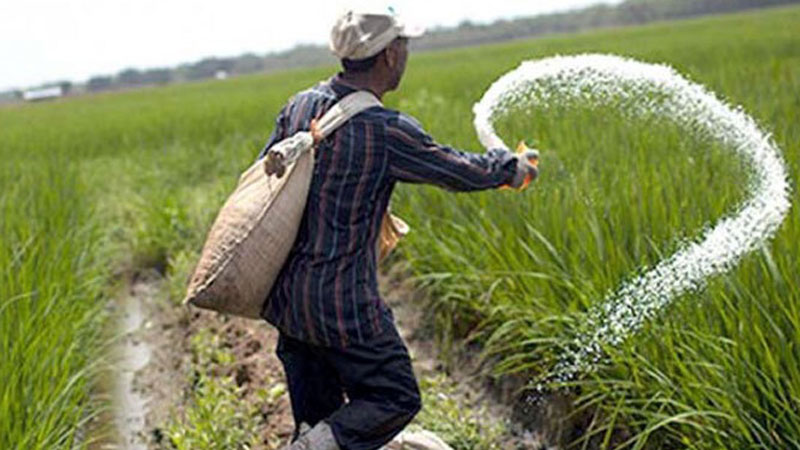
top-left (257, 9), bottom-right (539, 450)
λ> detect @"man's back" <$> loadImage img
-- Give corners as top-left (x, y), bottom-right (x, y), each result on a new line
top-left (260, 75), bottom-right (519, 349)
top-left (261, 77), bottom-right (394, 348)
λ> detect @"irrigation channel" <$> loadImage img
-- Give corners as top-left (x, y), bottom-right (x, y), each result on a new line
top-left (474, 54), bottom-right (792, 395)
top-left (112, 281), bottom-right (156, 449)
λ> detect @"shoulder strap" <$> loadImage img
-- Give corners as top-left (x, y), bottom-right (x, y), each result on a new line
top-left (262, 91), bottom-right (382, 177)
top-left (315, 91), bottom-right (382, 139)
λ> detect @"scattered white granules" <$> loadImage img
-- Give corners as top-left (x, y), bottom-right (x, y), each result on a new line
top-left (473, 54), bottom-right (792, 390)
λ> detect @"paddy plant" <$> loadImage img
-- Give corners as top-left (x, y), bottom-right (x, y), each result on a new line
top-left (393, 6), bottom-right (800, 448)
top-left (1, 4), bottom-right (798, 448)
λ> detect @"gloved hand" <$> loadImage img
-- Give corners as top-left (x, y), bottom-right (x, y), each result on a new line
top-left (503, 141), bottom-right (540, 190)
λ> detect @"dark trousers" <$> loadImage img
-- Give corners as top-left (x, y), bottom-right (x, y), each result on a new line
top-left (276, 316), bottom-right (421, 450)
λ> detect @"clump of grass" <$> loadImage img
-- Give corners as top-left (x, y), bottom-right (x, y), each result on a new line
top-left (166, 330), bottom-right (261, 450)
top-left (0, 162), bottom-right (107, 448)
top-left (412, 374), bottom-right (507, 450)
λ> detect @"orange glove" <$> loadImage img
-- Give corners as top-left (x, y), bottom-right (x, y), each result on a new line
top-left (501, 141), bottom-right (540, 191)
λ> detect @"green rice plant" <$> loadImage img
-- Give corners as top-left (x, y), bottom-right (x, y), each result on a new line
top-left (0, 161), bottom-right (107, 448)
top-left (392, 6), bottom-right (800, 448)
top-left (1, 4), bottom-right (798, 448)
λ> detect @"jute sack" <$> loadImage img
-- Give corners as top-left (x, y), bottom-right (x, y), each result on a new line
top-left (184, 91), bottom-right (385, 319)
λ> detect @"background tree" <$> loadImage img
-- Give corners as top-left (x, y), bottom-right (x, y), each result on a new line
top-left (87, 76), bottom-right (113, 92)
top-left (117, 68), bottom-right (143, 86)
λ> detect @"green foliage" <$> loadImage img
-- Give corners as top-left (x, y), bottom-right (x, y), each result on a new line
top-left (1, 6), bottom-right (799, 448)
top-left (393, 7), bottom-right (800, 449)
top-left (412, 374), bottom-right (507, 450)
top-left (166, 330), bottom-right (260, 450)
top-left (0, 159), bottom-right (107, 448)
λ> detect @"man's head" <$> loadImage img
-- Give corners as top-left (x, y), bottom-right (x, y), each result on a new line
top-left (330, 9), bottom-right (423, 92)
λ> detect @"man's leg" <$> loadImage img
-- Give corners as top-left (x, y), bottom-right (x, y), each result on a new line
top-left (276, 332), bottom-right (345, 439)
top-left (323, 314), bottom-right (422, 450)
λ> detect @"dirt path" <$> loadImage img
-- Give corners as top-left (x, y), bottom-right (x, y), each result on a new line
top-left (110, 268), bottom-right (544, 449)
top-left (112, 274), bottom-right (293, 449)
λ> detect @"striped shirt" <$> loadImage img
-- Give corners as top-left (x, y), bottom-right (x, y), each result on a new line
top-left (258, 74), bottom-right (517, 348)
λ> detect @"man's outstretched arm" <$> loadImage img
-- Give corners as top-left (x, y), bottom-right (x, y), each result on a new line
top-left (386, 113), bottom-right (521, 191)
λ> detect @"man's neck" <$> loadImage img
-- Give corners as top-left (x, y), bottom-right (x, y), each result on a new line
top-left (337, 71), bottom-right (386, 100)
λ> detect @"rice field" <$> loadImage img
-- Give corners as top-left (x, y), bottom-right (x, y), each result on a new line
top-left (1, 5), bottom-right (798, 449)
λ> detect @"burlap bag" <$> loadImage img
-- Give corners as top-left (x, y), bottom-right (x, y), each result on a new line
top-left (184, 92), bottom-right (392, 319)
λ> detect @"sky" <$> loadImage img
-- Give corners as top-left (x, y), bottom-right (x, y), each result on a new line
top-left (0, 0), bottom-right (623, 92)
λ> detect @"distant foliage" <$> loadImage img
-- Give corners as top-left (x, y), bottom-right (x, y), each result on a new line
top-left (87, 75), bottom-right (113, 92)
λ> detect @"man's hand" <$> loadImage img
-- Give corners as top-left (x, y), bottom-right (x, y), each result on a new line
top-left (504, 141), bottom-right (539, 190)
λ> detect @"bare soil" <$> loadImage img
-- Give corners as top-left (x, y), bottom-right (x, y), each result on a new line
top-left (129, 276), bottom-right (294, 449)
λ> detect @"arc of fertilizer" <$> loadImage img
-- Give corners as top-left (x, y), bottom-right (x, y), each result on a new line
top-left (473, 54), bottom-right (792, 386)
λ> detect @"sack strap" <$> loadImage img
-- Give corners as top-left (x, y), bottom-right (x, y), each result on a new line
top-left (315, 91), bottom-right (382, 139)
top-left (263, 91), bottom-right (382, 177)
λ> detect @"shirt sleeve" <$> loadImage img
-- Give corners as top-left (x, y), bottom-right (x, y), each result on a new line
top-left (386, 113), bottom-right (517, 192)
top-left (256, 106), bottom-right (288, 161)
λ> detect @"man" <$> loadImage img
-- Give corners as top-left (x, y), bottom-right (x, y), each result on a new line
top-left (257, 9), bottom-right (539, 450)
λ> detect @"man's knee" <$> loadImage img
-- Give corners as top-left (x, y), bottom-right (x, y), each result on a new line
top-left (394, 377), bottom-right (422, 423)
top-left (401, 396), bottom-right (422, 427)
top-left (391, 347), bottom-right (422, 421)
top-left (407, 382), bottom-right (422, 416)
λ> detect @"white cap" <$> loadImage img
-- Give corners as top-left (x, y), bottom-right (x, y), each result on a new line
top-left (329, 9), bottom-right (425, 61)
